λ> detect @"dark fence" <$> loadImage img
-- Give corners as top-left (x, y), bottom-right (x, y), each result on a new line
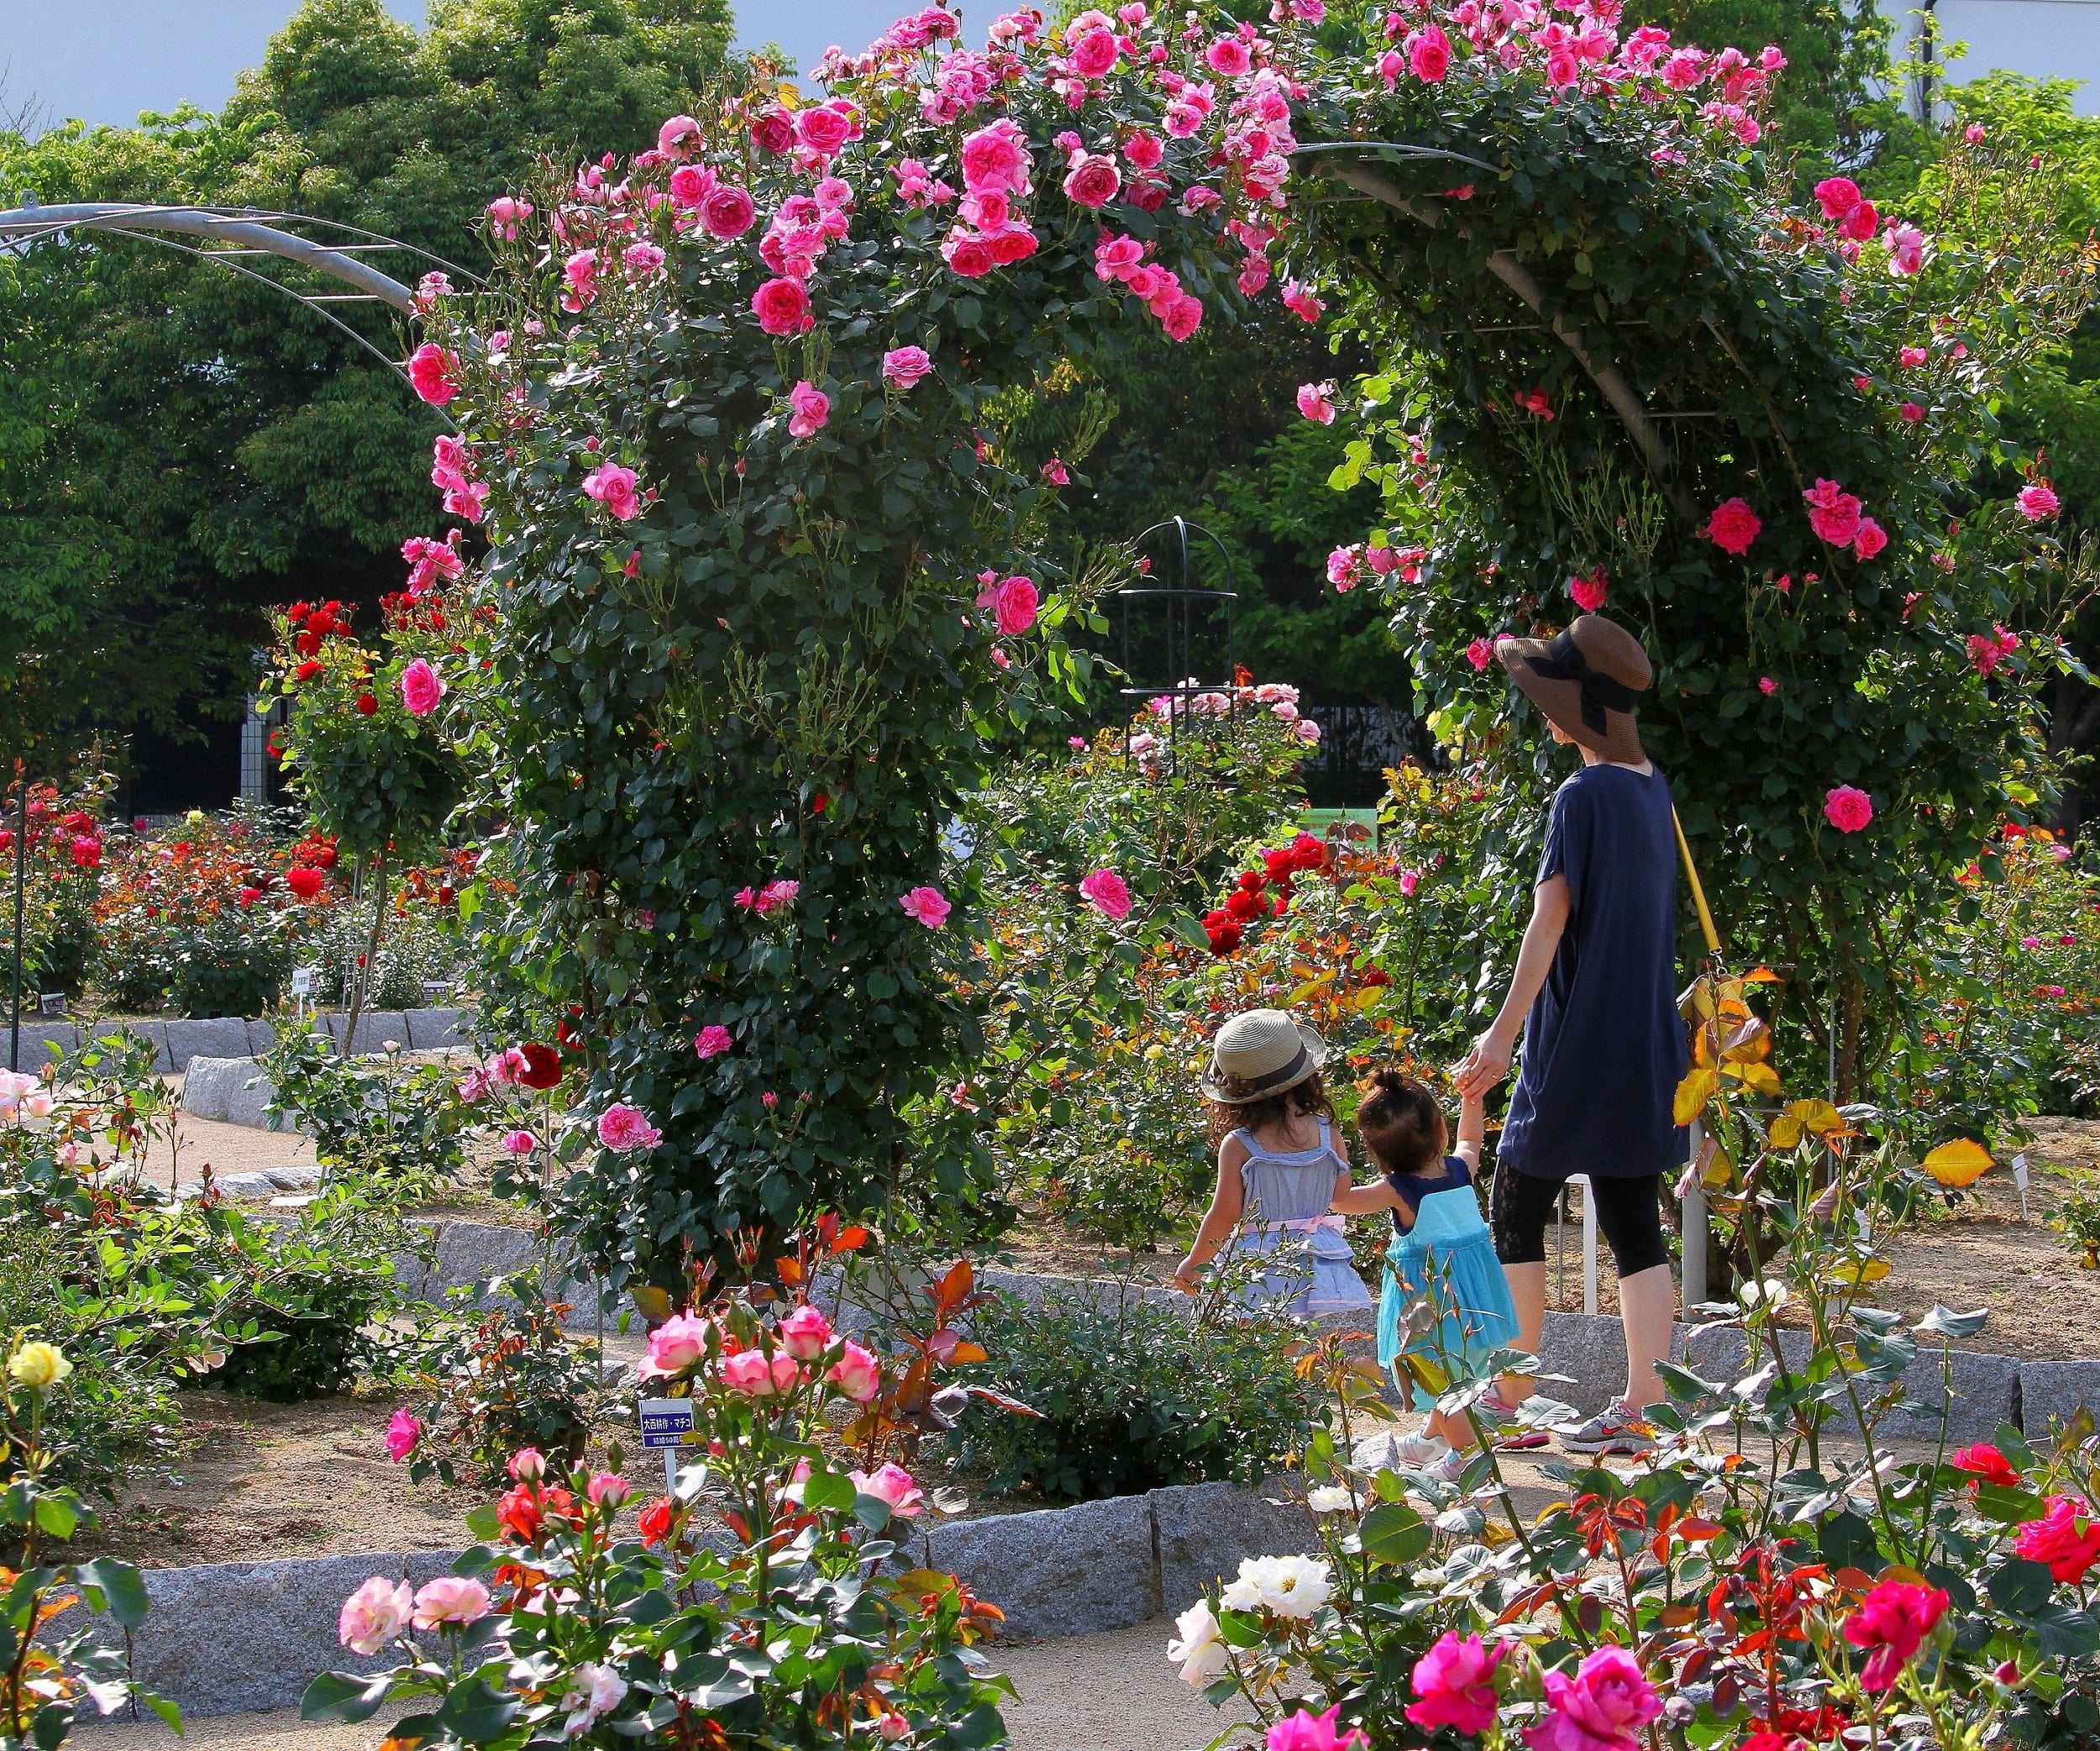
top-left (1299, 699), bottom-right (1429, 808)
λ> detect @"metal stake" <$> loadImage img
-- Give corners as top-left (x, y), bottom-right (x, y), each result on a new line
top-left (8, 778), bottom-right (25, 1074)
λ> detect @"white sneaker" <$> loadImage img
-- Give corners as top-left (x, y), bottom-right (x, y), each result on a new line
top-left (1423, 1446), bottom-right (1470, 1486)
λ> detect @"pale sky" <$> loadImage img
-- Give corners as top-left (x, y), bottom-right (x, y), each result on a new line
top-left (0, 0), bottom-right (920, 134)
top-left (1, 0), bottom-right (2089, 134)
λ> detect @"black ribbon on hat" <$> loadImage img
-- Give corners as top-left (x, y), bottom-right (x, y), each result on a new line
top-left (1527, 629), bottom-right (1641, 734)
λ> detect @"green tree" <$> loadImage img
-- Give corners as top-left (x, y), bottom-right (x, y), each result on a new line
top-left (0, 0), bottom-right (731, 774)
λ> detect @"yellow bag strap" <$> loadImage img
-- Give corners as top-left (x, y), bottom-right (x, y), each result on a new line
top-left (1672, 804), bottom-right (1721, 956)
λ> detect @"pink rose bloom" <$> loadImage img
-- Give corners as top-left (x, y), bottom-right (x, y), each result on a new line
top-left (486, 196), bottom-right (533, 240)
top-left (1900, 401), bottom-right (1925, 424)
top-left (941, 230), bottom-right (999, 277)
top-left (411, 1576), bottom-right (491, 1630)
top-left (1205, 37), bottom-right (1252, 76)
top-left (1568, 571), bottom-right (1608, 614)
top-left (1399, 867), bottom-right (1421, 897)
top-left (696, 1024), bottom-right (733, 1060)
top-left (827, 1340), bottom-right (883, 1401)
top-left (385, 1408), bottom-right (422, 1462)
top-left (1268, 1706), bottom-right (1368, 1751)
top-left (399, 658), bottom-right (444, 718)
top-left (582, 460), bottom-right (642, 520)
top-left (1814, 176), bottom-right (1862, 219)
top-left (1406, 1633), bottom-right (1505, 1735)
top-left (586, 1471), bottom-right (629, 1507)
top-left (1161, 295), bottom-right (1203, 341)
top-left (1281, 281), bottom-right (1325, 323)
top-left (1297, 381), bottom-right (1338, 424)
top-left (2019, 482), bottom-right (2061, 521)
top-left (1406, 24), bottom-right (1452, 82)
top-left (1900, 344), bottom-right (1929, 368)
top-left (794, 103), bottom-right (854, 157)
top-left (2016, 1494), bottom-right (2100, 1581)
top-left (657, 113), bottom-right (701, 157)
top-left (642, 1312), bottom-right (712, 1377)
top-left (960, 118), bottom-right (1032, 196)
top-left (1838, 198), bottom-right (1880, 242)
top-left (883, 345), bottom-right (933, 390)
top-left (787, 380), bottom-right (830, 439)
top-left (778, 1304), bottom-right (836, 1361)
top-left (757, 878), bottom-right (800, 912)
top-left (752, 276), bottom-right (814, 336)
top-left (1063, 154), bottom-right (1122, 208)
top-left (669, 163), bottom-right (713, 208)
top-left (1095, 233), bottom-right (1146, 281)
top-left (622, 241), bottom-right (665, 276)
top-left (339, 1577), bottom-right (412, 1655)
top-left (1884, 222), bottom-right (1925, 275)
top-left (701, 184), bottom-right (758, 239)
top-left (1759, 676), bottom-right (1777, 695)
top-left (1852, 518), bottom-right (1888, 560)
top-left (722, 1349), bottom-right (800, 1396)
top-left (1042, 457), bottom-right (1070, 485)
top-left (1466, 638), bottom-right (1494, 671)
top-left (1704, 497), bottom-right (1761, 555)
top-left (900, 885), bottom-right (952, 928)
top-left (1068, 25), bottom-right (1119, 77)
top-left (851, 1463), bottom-right (924, 1518)
top-left (501, 1128), bottom-right (537, 1155)
top-left (1803, 479), bottom-right (1864, 547)
top-left (1080, 867), bottom-right (1134, 919)
top-left (1521, 1646), bottom-right (1661, 1751)
top-left (1294, 719), bottom-right (1321, 745)
top-left (1824, 785), bottom-right (1874, 833)
top-left (407, 343), bottom-right (460, 405)
top-left (597, 1102), bottom-right (663, 1153)
top-left (979, 573), bottom-right (1040, 634)
top-left (1842, 1579), bottom-right (1949, 1692)
top-left (2023, 935), bottom-right (2044, 949)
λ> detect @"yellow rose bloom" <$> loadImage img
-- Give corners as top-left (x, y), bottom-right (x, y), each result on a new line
top-left (8, 1340), bottom-right (72, 1389)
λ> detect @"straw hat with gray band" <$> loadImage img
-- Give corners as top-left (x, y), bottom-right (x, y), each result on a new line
top-left (1200, 1008), bottom-right (1328, 1104)
top-left (1494, 613), bottom-right (1651, 766)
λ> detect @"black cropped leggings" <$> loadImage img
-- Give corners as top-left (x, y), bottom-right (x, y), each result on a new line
top-left (1490, 1166), bottom-right (1671, 1278)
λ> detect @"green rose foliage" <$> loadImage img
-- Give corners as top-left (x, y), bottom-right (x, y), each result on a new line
top-left (1284, 6), bottom-right (2092, 1086)
top-left (412, 29), bottom-right (1295, 1286)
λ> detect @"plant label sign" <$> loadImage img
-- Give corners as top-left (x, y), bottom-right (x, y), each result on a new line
top-left (2012, 1152), bottom-right (2030, 1221)
top-left (638, 1396), bottom-right (696, 1450)
top-left (290, 966), bottom-right (316, 997)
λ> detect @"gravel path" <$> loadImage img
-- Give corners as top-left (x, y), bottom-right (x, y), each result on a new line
top-left (69, 1620), bottom-right (1252, 1751)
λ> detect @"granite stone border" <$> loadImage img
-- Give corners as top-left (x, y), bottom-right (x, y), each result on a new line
top-left (13, 1007), bottom-right (467, 1083)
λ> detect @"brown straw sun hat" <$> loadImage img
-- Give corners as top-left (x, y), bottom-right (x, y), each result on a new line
top-left (1200, 1008), bottom-right (1328, 1104)
top-left (1494, 613), bottom-right (1651, 765)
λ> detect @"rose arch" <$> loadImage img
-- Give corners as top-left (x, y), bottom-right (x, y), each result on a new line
top-left (307, 0), bottom-right (2086, 1289)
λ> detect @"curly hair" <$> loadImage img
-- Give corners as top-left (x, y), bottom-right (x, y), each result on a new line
top-left (1354, 1067), bottom-right (1446, 1175)
top-left (1203, 1071), bottom-right (1336, 1150)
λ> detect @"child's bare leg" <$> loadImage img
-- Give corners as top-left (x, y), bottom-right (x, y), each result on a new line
top-left (1498, 1259), bottom-right (1546, 1405)
top-left (1618, 1262), bottom-right (1675, 1411)
top-left (1425, 1407), bottom-right (1476, 1450)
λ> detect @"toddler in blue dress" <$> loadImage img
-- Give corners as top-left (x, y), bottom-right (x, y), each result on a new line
top-left (1332, 1068), bottom-right (1525, 1481)
top-left (1173, 1009), bottom-right (1374, 1315)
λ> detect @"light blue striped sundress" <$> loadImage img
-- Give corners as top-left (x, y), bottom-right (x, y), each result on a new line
top-left (1226, 1118), bottom-right (1375, 1314)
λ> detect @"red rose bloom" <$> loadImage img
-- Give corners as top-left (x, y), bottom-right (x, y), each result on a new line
top-left (638, 1496), bottom-right (676, 1547)
top-left (496, 1484), bottom-right (543, 1542)
top-left (516, 1043), bottom-right (564, 1090)
top-left (1952, 1443), bottom-right (2020, 1488)
top-left (295, 660), bottom-right (323, 682)
top-left (355, 693), bottom-right (379, 716)
top-left (285, 865), bottom-right (326, 900)
top-left (1225, 890), bottom-right (1262, 922)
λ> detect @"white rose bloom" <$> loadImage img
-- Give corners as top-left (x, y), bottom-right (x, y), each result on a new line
top-left (1220, 1553), bottom-right (1332, 1620)
top-left (1306, 1485), bottom-right (1358, 1515)
top-left (1167, 1599), bottom-right (1230, 1687)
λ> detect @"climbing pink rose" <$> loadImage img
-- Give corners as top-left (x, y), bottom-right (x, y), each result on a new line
top-left (1839, 198), bottom-right (1880, 242)
top-left (1813, 176), bottom-right (1861, 219)
top-left (1521, 1646), bottom-right (1660, 1751)
top-left (827, 1341), bottom-right (883, 1401)
top-left (960, 118), bottom-right (1031, 195)
top-left (1205, 37), bottom-right (1252, 76)
top-left (794, 103), bottom-right (854, 157)
top-left (1467, 638), bottom-right (1494, 671)
top-left (696, 1025), bottom-right (733, 1060)
top-left (1852, 518), bottom-right (1888, 560)
top-left (1804, 479), bottom-right (1864, 547)
top-left (1568, 570), bottom-right (1608, 614)
top-left (1407, 24), bottom-right (1452, 82)
top-left (978, 573), bottom-right (1039, 634)
top-left (623, 241), bottom-right (665, 276)
top-left (1068, 25), bottom-right (1119, 77)
top-left (777, 1305), bottom-right (836, 1361)
top-left (752, 276), bottom-right (813, 335)
top-left (1095, 233), bottom-right (1146, 280)
top-left (339, 1577), bottom-right (412, 1654)
top-left (1900, 344), bottom-right (1929, 368)
top-left (787, 381), bottom-right (830, 439)
top-left (1399, 868), bottom-right (1421, 897)
top-left (385, 1408), bottom-right (422, 1462)
top-left (1080, 867), bottom-right (1133, 919)
top-left (1268, 1706), bottom-right (1367, 1751)
top-left (883, 345), bottom-right (933, 390)
top-left (900, 886), bottom-right (952, 928)
top-left (597, 1103), bottom-right (662, 1153)
top-left (398, 658), bottom-right (444, 718)
top-left (1297, 381), bottom-right (1338, 424)
top-left (690, 182), bottom-right (754, 239)
top-left (582, 460), bottom-right (642, 520)
top-left (1704, 497), bottom-right (1761, 555)
top-left (1824, 786), bottom-right (1874, 833)
top-left (1161, 295), bottom-right (1204, 341)
top-left (1759, 676), bottom-right (1777, 695)
top-left (1406, 1633), bottom-right (1505, 1735)
top-left (1063, 154), bottom-right (1121, 209)
top-left (485, 196), bottom-right (533, 240)
top-left (642, 1312), bottom-right (711, 1377)
top-left (851, 1463), bottom-right (924, 1518)
top-left (1842, 1579), bottom-right (1948, 1692)
top-left (1884, 222), bottom-right (1925, 275)
top-left (407, 343), bottom-right (460, 405)
top-left (657, 113), bottom-right (702, 157)
top-left (411, 1576), bottom-right (491, 1630)
top-left (1900, 402), bottom-right (1925, 424)
top-left (2019, 482), bottom-right (2061, 521)
top-left (1282, 281), bottom-right (1325, 323)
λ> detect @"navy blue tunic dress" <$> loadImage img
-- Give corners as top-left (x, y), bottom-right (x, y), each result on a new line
top-left (1497, 764), bottom-right (1687, 1183)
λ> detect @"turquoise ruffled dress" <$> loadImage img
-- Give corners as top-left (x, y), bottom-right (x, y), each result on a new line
top-left (1376, 1155), bottom-right (1520, 1409)
top-left (1226, 1119), bottom-right (1375, 1315)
